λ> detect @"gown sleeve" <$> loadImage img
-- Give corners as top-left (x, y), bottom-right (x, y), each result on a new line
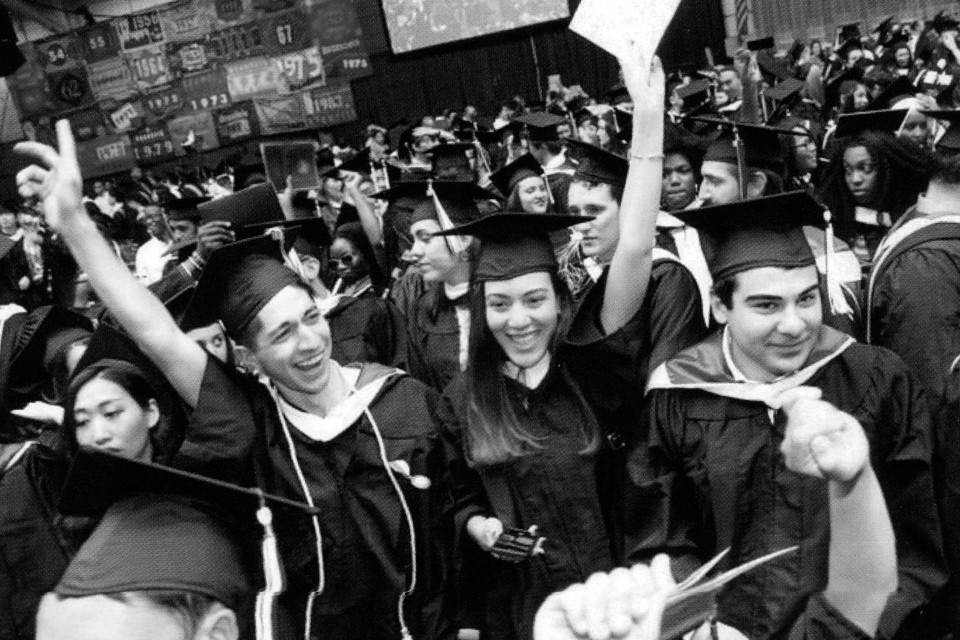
top-left (171, 355), bottom-right (257, 484)
top-left (624, 388), bottom-right (706, 580)
top-left (787, 594), bottom-right (873, 640)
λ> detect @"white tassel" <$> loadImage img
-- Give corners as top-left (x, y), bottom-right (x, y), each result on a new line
top-left (254, 493), bottom-right (285, 640)
top-left (427, 180), bottom-right (467, 255)
top-left (823, 209), bottom-right (853, 317)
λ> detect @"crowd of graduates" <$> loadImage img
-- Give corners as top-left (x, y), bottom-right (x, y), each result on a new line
top-left (3, 11), bottom-right (960, 640)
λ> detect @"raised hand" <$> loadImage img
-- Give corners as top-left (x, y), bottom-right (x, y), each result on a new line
top-left (777, 386), bottom-right (869, 483)
top-left (618, 40), bottom-right (665, 154)
top-left (533, 555), bottom-right (675, 640)
top-left (14, 120), bottom-right (85, 234)
top-left (194, 220), bottom-right (236, 261)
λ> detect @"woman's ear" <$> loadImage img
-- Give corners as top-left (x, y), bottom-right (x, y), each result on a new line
top-left (146, 398), bottom-right (161, 430)
top-left (196, 604), bottom-right (239, 640)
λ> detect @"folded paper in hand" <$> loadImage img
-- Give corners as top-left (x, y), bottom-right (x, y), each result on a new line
top-left (659, 546), bottom-right (798, 640)
top-left (569, 0), bottom-right (682, 62)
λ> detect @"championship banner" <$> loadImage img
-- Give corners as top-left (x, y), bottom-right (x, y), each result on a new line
top-left (167, 40), bottom-right (215, 76)
top-left (86, 58), bottom-right (138, 103)
top-left (306, 0), bottom-right (371, 79)
top-left (47, 68), bottom-right (95, 110)
top-left (65, 107), bottom-right (109, 141)
top-left (126, 44), bottom-right (173, 90)
top-left (259, 8), bottom-right (310, 55)
top-left (167, 110), bottom-right (220, 153)
top-left (208, 22), bottom-right (266, 62)
top-left (6, 45), bottom-right (56, 119)
top-left (213, 0), bottom-right (253, 26)
top-left (179, 68), bottom-right (232, 111)
top-left (253, 94), bottom-right (307, 134)
top-left (77, 133), bottom-right (136, 177)
top-left (143, 84), bottom-right (186, 118)
top-left (132, 123), bottom-right (177, 162)
top-left (214, 101), bottom-right (259, 142)
top-left (107, 100), bottom-right (146, 133)
top-left (225, 56), bottom-right (289, 101)
top-left (79, 22), bottom-right (122, 64)
top-left (114, 11), bottom-right (166, 51)
top-left (303, 79), bottom-right (356, 127)
top-left (158, 0), bottom-right (217, 44)
top-left (36, 34), bottom-right (85, 74)
top-left (273, 45), bottom-right (325, 90)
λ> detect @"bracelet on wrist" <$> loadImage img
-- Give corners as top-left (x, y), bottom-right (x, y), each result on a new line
top-left (629, 151), bottom-right (664, 161)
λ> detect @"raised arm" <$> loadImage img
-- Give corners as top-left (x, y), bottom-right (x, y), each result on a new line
top-left (16, 121), bottom-right (207, 407)
top-left (778, 387), bottom-right (898, 635)
top-left (600, 45), bottom-right (664, 334)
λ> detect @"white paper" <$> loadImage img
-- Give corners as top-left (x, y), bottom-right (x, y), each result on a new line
top-left (569, 0), bottom-right (682, 63)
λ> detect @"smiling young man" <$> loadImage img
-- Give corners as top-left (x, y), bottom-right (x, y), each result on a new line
top-left (15, 122), bottom-right (455, 640)
top-left (630, 192), bottom-right (947, 640)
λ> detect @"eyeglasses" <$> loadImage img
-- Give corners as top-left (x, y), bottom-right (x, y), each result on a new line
top-left (328, 254), bottom-right (359, 270)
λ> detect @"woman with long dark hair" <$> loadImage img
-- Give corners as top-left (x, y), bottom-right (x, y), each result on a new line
top-left (439, 45), bottom-right (665, 640)
top-left (0, 354), bottom-right (168, 640)
top-left (820, 127), bottom-right (932, 262)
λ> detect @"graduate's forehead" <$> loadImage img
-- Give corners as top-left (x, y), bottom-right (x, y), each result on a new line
top-left (254, 285), bottom-right (319, 333)
top-left (36, 593), bottom-right (190, 640)
top-left (732, 265), bottom-right (820, 299)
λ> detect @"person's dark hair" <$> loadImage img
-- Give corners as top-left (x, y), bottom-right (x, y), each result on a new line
top-left (530, 140), bottom-right (564, 156)
top-left (712, 275), bottom-right (738, 308)
top-left (663, 149), bottom-right (703, 186)
top-left (820, 131), bottom-right (932, 241)
top-left (333, 221), bottom-right (388, 294)
top-left (63, 363), bottom-right (158, 453)
top-left (929, 152), bottom-right (960, 184)
top-left (757, 169), bottom-right (784, 195)
top-left (569, 178), bottom-right (625, 205)
top-left (462, 271), bottom-right (599, 466)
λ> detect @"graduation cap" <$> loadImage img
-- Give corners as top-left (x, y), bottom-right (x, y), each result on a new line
top-left (565, 138), bottom-right (629, 186)
top-left (489, 154), bottom-right (545, 198)
top-left (429, 142), bottom-right (476, 182)
top-left (514, 112), bottom-right (567, 142)
top-left (837, 22), bottom-right (862, 43)
top-left (55, 448), bottom-right (316, 621)
top-left (197, 183), bottom-right (301, 240)
top-left (613, 106), bottom-right (633, 142)
top-left (922, 109), bottom-right (960, 152)
top-left (604, 84), bottom-right (631, 105)
top-left (165, 196), bottom-right (210, 223)
top-left (757, 52), bottom-right (794, 82)
top-left (179, 233), bottom-right (297, 338)
top-left (316, 146), bottom-right (337, 177)
top-left (328, 148), bottom-right (374, 177)
top-left (931, 11), bottom-right (960, 33)
top-left (676, 79), bottom-right (714, 111)
top-left (663, 122), bottom-right (708, 163)
top-left (833, 109), bottom-right (909, 138)
top-left (697, 118), bottom-right (791, 174)
top-left (765, 78), bottom-right (806, 104)
top-left (747, 36), bottom-right (775, 52)
top-left (835, 37), bottom-right (864, 61)
top-left (866, 75), bottom-right (917, 110)
top-left (290, 216), bottom-right (333, 260)
top-left (436, 212), bottom-right (592, 281)
top-left (671, 191), bottom-right (825, 280)
top-left (824, 67), bottom-right (864, 110)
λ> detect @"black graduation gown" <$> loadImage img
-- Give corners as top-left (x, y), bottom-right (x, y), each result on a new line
top-left (327, 290), bottom-right (407, 370)
top-left (867, 218), bottom-right (960, 632)
top-left (440, 364), bottom-right (615, 640)
top-left (0, 443), bottom-right (91, 640)
top-left (628, 340), bottom-right (947, 640)
top-left (405, 282), bottom-right (465, 391)
top-left (173, 359), bottom-right (455, 640)
top-left (566, 259), bottom-right (709, 450)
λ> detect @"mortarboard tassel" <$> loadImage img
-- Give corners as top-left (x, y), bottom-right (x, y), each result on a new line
top-left (822, 209), bottom-right (854, 317)
top-left (427, 180), bottom-right (468, 255)
top-left (255, 491), bottom-right (286, 640)
top-left (542, 174), bottom-right (554, 207)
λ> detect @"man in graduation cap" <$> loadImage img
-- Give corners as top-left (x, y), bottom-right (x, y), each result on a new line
top-left (627, 192), bottom-right (947, 640)
top-left (515, 112), bottom-right (578, 214)
top-left (35, 449), bottom-right (319, 640)
top-left (16, 121), bottom-right (456, 640)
